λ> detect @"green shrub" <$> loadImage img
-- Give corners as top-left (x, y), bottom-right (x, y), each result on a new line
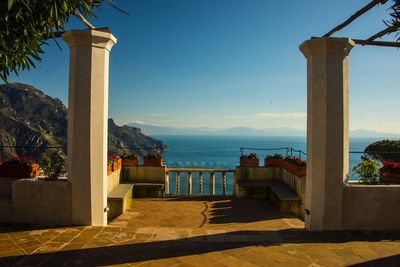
top-left (39, 151), bottom-right (65, 180)
top-left (352, 157), bottom-right (380, 184)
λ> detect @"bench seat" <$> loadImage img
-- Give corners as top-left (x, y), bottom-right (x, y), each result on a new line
top-left (236, 181), bottom-right (274, 197)
top-left (132, 183), bottom-right (164, 198)
top-left (269, 183), bottom-right (302, 216)
top-left (107, 184), bottom-right (133, 220)
top-left (237, 181), bottom-right (303, 218)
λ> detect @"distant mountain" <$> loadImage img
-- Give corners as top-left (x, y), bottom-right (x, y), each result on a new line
top-left (0, 83), bottom-right (165, 158)
top-left (108, 119), bottom-right (166, 155)
top-left (128, 123), bottom-right (306, 136)
top-left (129, 122), bottom-right (399, 138)
top-left (350, 129), bottom-right (400, 138)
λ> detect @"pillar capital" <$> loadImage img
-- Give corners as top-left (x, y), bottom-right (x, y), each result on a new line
top-left (300, 37), bottom-right (355, 58)
top-left (62, 28), bottom-right (117, 51)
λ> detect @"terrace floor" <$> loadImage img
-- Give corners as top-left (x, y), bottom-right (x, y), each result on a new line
top-left (1, 197), bottom-right (400, 266)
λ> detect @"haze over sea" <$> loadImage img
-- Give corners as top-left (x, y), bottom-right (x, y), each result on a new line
top-left (154, 135), bottom-right (383, 195)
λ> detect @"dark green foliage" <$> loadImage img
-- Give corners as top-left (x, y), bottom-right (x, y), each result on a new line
top-left (144, 153), bottom-right (163, 159)
top-left (39, 151), bottom-right (65, 180)
top-left (265, 153), bottom-right (283, 159)
top-left (386, 0), bottom-right (400, 42)
top-left (240, 153), bottom-right (258, 160)
top-left (365, 140), bottom-right (400, 161)
top-left (0, 0), bottom-right (102, 82)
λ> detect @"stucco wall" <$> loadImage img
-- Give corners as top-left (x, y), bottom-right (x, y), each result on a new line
top-left (0, 177), bottom-right (20, 198)
top-left (12, 178), bottom-right (72, 225)
top-left (107, 168), bottom-right (121, 193)
top-left (122, 166), bottom-right (166, 184)
top-left (234, 167), bottom-right (281, 183)
top-left (0, 199), bottom-right (13, 223)
top-left (343, 184), bottom-right (400, 231)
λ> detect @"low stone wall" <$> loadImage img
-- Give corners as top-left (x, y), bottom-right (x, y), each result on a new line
top-left (122, 166), bottom-right (166, 184)
top-left (107, 168), bottom-right (121, 194)
top-left (343, 184), bottom-right (400, 230)
top-left (234, 167), bottom-right (281, 195)
top-left (234, 167), bottom-right (306, 199)
top-left (0, 199), bottom-right (13, 223)
top-left (0, 177), bottom-right (20, 198)
top-left (281, 169), bottom-right (306, 200)
top-left (12, 178), bottom-right (72, 225)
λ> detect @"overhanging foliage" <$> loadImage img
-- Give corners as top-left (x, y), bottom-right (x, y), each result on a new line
top-left (0, 0), bottom-right (102, 82)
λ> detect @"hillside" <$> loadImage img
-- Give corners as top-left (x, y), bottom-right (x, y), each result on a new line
top-left (0, 83), bottom-right (165, 158)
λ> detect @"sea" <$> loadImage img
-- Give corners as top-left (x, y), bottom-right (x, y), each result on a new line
top-left (153, 135), bottom-right (383, 195)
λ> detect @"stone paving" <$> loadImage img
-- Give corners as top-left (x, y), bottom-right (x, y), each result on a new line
top-left (0, 196), bottom-right (400, 266)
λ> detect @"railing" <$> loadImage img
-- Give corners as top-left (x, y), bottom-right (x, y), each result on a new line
top-left (166, 168), bottom-right (235, 196)
top-left (240, 147), bottom-right (307, 159)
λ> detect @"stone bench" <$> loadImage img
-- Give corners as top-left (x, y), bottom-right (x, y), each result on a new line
top-left (132, 183), bottom-right (164, 198)
top-left (269, 183), bottom-right (302, 217)
top-left (237, 181), bottom-right (302, 218)
top-left (236, 182), bottom-right (274, 197)
top-left (107, 184), bottom-right (133, 220)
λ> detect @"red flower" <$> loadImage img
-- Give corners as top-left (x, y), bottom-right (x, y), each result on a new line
top-left (382, 161), bottom-right (400, 171)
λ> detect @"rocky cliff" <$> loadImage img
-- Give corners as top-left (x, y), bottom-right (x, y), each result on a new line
top-left (0, 83), bottom-right (165, 158)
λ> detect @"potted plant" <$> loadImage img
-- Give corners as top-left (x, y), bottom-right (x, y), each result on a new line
top-left (352, 157), bottom-right (380, 184)
top-left (143, 152), bottom-right (163, 166)
top-left (264, 153), bottom-right (284, 168)
top-left (107, 154), bottom-right (121, 172)
top-left (283, 156), bottom-right (307, 176)
top-left (240, 153), bottom-right (259, 167)
top-left (292, 157), bottom-right (307, 177)
top-left (120, 152), bottom-right (139, 167)
top-left (284, 155), bottom-right (297, 173)
top-left (39, 152), bottom-right (65, 180)
top-left (0, 156), bottom-right (40, 178)
top-left (380, 161), bottom-right (400, 184)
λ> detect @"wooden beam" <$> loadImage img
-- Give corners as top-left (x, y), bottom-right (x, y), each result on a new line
top-left (352, 39), bottom-right (400, 47)
top-left (323, 0), bottom-right (388, 37)
top-left (367, 24), bottom-right (400, 41)
top-left (311, 36), bottom-right (400, 47)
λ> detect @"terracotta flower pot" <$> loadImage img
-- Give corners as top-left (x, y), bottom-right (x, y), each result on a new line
top-left (144, 157), bottom-right (163, 167)
top-left (294, 166), bottom-right (307, 177)
top-left (264, 158), bottom-right (283, 168)
top-left (0, 163), bottom-right (40, 178)
top-left (122, 158), bottom-right (138, 167)
top-left (380, 169), bottom-right (400, 184)
top-left (112, 161), bottom-right (118, 172)
top-left (107, 164), bottom-right (112, 175)
top-left (285, 162), bottom-right (297, 173)
top-left (240, 158), bottom-right (259, 167)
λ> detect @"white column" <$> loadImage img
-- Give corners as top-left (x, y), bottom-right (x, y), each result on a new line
top-left (63, 29), bottom-right (117, 226)
top-left (300, 37), bottom-right (354, 231)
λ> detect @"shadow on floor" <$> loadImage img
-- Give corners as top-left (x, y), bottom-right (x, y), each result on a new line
top-left (1, 229), bottom-right (399, 266)
top-left (349, 254), bottom-right (400, 266)
top-left (166, 196), bottom-right (293, 224)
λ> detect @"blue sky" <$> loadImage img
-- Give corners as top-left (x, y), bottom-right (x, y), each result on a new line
top-left (8, 0), bottom-right (400, 133)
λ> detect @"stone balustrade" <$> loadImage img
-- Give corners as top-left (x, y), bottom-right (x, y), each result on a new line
top-left (166, 168), bottom-right (235, 196)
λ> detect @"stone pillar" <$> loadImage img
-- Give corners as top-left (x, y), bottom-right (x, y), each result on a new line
top-left (63, 29), bottom-right (117, 226)
top-left (300, 37), bottom-right (354, 231)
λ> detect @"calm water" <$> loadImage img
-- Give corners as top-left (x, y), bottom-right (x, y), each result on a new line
top-left (154, 135), bottom-right (383, 195)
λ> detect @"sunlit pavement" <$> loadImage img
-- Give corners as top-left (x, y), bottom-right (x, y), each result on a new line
top-left (1, 197), bottom-right (399, 266)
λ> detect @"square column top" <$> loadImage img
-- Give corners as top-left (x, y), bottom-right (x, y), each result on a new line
top-left (62, 28), bottom-right (117, 51)
top-left (299, 37), bottom-right (355, 58)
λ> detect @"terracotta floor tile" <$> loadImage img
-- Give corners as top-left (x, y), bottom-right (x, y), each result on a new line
top-left (0, 197), bottom-right (399, 266)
